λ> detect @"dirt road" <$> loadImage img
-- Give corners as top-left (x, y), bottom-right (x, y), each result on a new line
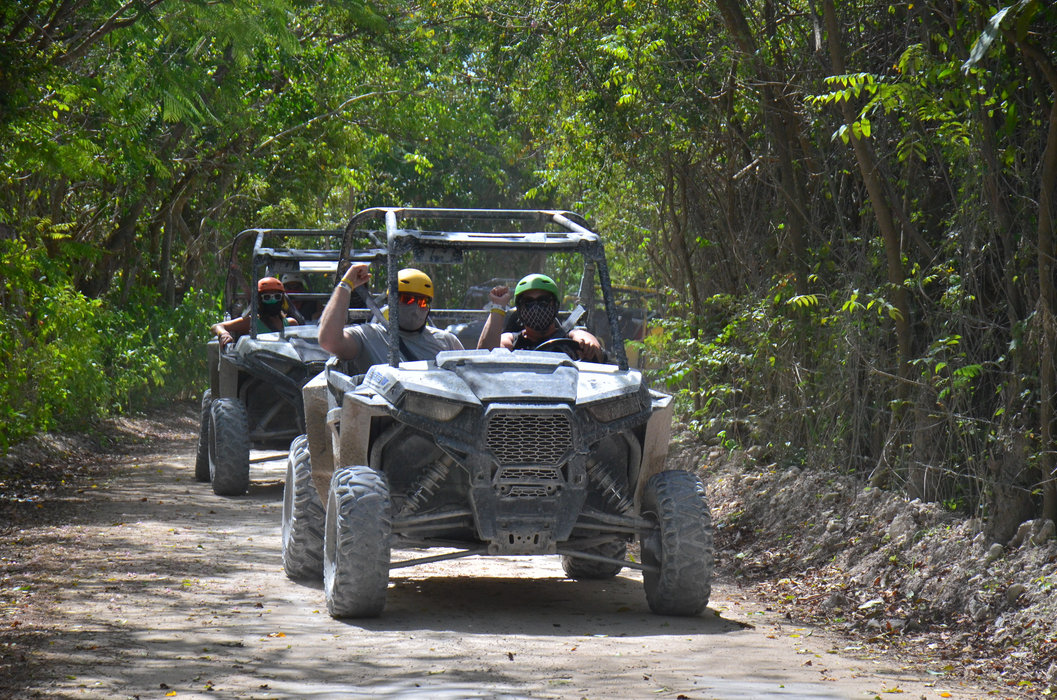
top-left (4, 423), bottom-right (999, 699)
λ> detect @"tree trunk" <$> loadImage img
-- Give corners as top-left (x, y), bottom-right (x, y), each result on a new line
top-left (714, 0), bottom-right (811, 295)
top-left (819, 0), bottom-right (914, 487)
top-left (161, 208), bottom-right (176, 308)
top-left (1009, 33), bottom-right (1057, 521)
top-left (83, 196), bottom-right (148, 297)
top-left (1034, 97), bottom-right (1057, 521)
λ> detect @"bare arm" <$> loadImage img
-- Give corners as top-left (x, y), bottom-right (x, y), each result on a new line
top-left (318, 263), bottom-right (369, 361)
top-left (211, 317), bottom-right (249, 348)
top-left (476, 285), bottom-right (512, 349)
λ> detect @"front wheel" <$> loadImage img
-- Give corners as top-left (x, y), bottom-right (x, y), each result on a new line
top-left (324, 465), bottom-right (391, 618)
top-left (282, 435), bottom-right (325, 581)
top-left (639, 470), bottom-right (714, 616)
top-left (194, 390), bottom-right (213, 483)
top-left (209, 398), bottom-right (250, 496)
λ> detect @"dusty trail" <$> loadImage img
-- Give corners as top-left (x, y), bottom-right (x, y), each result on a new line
top-left (3, 429), bottom-right (998, 699)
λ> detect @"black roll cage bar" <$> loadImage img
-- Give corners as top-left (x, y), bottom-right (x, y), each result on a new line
top-left (338, 207), bottom-right (629, 370)
top-left (222, 228), bottom-right (385, 339)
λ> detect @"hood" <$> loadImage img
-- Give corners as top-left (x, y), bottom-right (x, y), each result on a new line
top-left (448, 353), bottom-right (580, 403)
top-left (360, 348), bottom-right (645, 407)
top-left (237, 328), bottom-right (330, 365)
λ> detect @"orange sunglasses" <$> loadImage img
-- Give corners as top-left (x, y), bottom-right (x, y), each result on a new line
top-left (398, 292), bottom-right (430, 308)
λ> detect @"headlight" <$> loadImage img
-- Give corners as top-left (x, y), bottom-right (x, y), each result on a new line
top-left (402, 393), bottom-right (466, 421)
top-left (585, 394), bottom-right (642, 423)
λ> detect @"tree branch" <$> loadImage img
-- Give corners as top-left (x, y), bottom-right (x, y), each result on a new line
top-left (53, 0), bottom-right (168, 67)
top-left (252, 89), bottom-right (404, 155)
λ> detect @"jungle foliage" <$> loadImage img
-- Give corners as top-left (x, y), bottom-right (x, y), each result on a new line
top-left (2, 1), bottom-right (1056, 541)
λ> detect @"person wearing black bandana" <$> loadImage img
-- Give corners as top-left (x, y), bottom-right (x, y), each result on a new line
top-left (211, 276), bottom-right (299, 349)
top-left (476, 273), bottom-right (604, 362)
top-left (318, 263), bottom-right (463, 372)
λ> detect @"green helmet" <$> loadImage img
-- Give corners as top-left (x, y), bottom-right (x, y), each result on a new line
top-left (514, 273), bottom-right (559, 301)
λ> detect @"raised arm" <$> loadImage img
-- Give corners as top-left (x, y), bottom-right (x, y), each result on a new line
top-left (476, 285), bottom-right (512, 350)
top-left (318, 263), bottom-right (369, 361)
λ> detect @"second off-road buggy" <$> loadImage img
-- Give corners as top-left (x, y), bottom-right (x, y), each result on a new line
top-left (196, 228), bottom-right (384, 496)
top-left (280, 207), bottom-right (714, 617)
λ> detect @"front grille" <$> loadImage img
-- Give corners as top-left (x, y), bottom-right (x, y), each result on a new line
top-left (505, 485), bottom-right (551, 499)
top-left (496, 466), bottom-right (562, 481)
top-left (486, 412), bottom-right (572, 466)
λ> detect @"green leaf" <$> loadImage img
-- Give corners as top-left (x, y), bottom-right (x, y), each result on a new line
top-left (787, 294), bottom-right (819, 308)
top-left (962, 2), bottom-right (1036, 72)
top-left (953, 364), bottom-right (983, 379)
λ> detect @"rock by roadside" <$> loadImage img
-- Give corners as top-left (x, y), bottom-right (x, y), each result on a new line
top-left (669, 437), bottom-right (1057, 695)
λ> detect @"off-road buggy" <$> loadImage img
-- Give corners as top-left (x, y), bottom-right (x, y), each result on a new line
top-left (196, 228), bottom-right (385, 496)
top-left (281, 207), bottom-right (714, 617)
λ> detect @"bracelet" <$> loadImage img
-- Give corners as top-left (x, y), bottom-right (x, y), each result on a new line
top-left (485, 302), bottom-right (507, 316)
top-left (337, 280), bottom-right (353, 292)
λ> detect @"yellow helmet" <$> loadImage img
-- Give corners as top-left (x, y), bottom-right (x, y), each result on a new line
top-left (398, 268), bottom-right (433, 300)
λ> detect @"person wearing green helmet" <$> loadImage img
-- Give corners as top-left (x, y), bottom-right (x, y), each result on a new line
top-left (476, 273), bottom-right (604, 362)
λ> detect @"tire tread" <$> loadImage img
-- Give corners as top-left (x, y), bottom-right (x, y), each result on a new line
top-left (209, 398), bottom-right (250, 496)
top-left (282, 435), bottom-right (325, 580)
top-left (641, 470), bottom-right (714, 616)
top-left (324, 465), bottom-right (391, 618)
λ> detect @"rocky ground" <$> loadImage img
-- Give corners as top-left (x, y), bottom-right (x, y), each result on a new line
top-left (0, 409), bottom-right (187, 694)
top-left (665, 438), bottom-right (1057, 696)
top-left (1, 404), bottom-right (1054, 697)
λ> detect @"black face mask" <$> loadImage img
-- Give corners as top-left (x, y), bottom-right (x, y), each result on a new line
top-left (519, 297), bottom-right (558, 332)
top-left (260, 299), bottom-right (282, 317)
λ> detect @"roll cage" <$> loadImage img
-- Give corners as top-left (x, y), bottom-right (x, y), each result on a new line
top-left (337, 207), bottom-right (630, 370)
top-left (222, 227), bottom-right (386, 337)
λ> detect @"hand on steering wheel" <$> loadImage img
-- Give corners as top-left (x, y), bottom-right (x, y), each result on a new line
top-left (532, 337), bottom-right (582, 360)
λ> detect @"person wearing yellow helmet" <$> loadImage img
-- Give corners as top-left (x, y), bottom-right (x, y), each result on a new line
top-left (318, 262), bottom-right (463, 370)
top-left (211, 277), bottom-right (299, 349)
top-left (476, 273), bottom-right (604, 362)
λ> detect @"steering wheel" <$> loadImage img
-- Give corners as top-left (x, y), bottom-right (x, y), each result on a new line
top-left (532, 337), bottom-right (582, 360)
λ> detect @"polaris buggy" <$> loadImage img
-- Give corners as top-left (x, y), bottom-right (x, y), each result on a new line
top-left (196, 228), bottom-right (385, 496)
top-left (281, 207), bottom-right (714, 617)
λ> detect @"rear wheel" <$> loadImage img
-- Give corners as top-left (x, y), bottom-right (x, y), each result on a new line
top-left (282, 435), bottom-right (325, 581)
top-left (561, 540), bottom-right (627, 579)
top-left (194, 390), bottom-right (213, 483)
top-left (639, 470), bottom-right (713, 616)
top-left (324, 465), bottom-right (391, 618)
top-left (208, 398), bottom-right (250, 496)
